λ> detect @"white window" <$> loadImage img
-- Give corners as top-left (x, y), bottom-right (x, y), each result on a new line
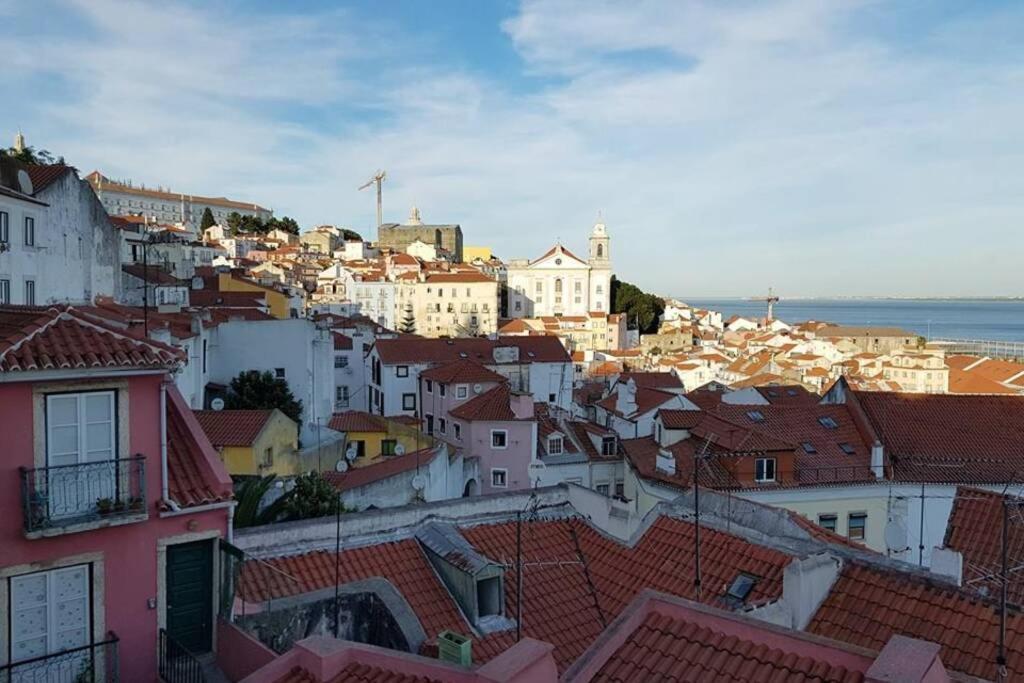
top-left (10, 565), bottom-right (91, 664)
top-left (46, 392), bottom-right (117, 519)
top-left (336, 386), bottom-right (349, 407)
top-left (491, 430), bottom-right (508, 449)
top-left (547, 435), bottom-right (563, 455)
top-left (491, 468), bottom-right (507, 488)
top-left (274, 368), bottom-right (286, 379)
top-left (456, 385), bottom-right (468, 399)
top-left (24, 279), bottom-right (35, 306)
top-left (754, 457), bottom-right (777, 483)
top-left (454, 423), bottom-right (462, 440)
top-left (334, 356), bottom-right (349, 368)
top-left (0, 210), bottom-right (8, 242)
top-left (596, 482), bottom-right (610, 496)
top-left (0, 279), bottom-right (9, 304)
top-left (24, 216), bottom-right (35, 246)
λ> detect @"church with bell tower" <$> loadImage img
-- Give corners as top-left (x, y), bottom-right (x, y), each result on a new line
top-left (505, 219), bottom-right (614, 318)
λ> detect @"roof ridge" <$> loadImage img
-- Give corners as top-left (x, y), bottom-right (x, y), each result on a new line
top-left (0, 305), bottom-right (67, 362)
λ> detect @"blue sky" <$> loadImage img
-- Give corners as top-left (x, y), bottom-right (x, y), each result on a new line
top-left (3, 0), bottom-right (1023, 297)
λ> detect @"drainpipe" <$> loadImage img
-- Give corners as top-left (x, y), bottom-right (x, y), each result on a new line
top-left (160, 380), bottom-right (179, 511)
top-left (227, 502), bottom-right (235, 543)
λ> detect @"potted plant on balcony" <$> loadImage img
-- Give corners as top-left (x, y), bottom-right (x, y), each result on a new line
top-left (128, 496), bottom-right (144, 512)
top-left (96, 497), bottom-right (114, 515)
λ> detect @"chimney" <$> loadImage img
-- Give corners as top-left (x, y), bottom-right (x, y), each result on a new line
top-left (615, 378), bottom-right (638, 416)
top-left (510, 391), bottom-right (534, 420)
top-left (929, 548), bottom-right (963, 586)
top-left (656, 448), bottom-right (676, 475)
top-left (871, 441), bottom-right (885, 478)
top-left (866, 635), bottom-right (949, 683)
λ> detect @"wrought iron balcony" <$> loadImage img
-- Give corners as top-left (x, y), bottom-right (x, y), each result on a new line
top-left (20, 456), bottom-right (147, 535)
top-left (0, 631), bottom-right (119, 682)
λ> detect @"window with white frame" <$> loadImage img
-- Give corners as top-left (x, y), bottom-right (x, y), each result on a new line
top-left (456, 385), bottom-right (468, 399)
top-left (491, 430), bottom-right (508, 449)
top-left (754, 457), bottom-right (777, 483)
top-left (596, 482), bottom-right (610, 495)
top-left (491, 468), bottom-right (508, 488)
top-left (9, 564), bottom-right (92, 664)
top-left (0, 210), bottom-right (8, 243)
top-left (0, 279), bottom-right (9, 304)
top-left (24, 279), bottom-right (35, 306)
top-left (547, 435), bottom-right (563, 455)
top-left (24, 216), bottom-right (35, 246)
top-left (402, 393), bottom-right (416, 411)
top-left (334, 356), bottom-right (349, 368)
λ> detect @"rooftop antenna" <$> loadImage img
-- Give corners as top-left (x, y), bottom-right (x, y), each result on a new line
top-left (358, 170), bottom-right (387, 229)
top-left (693, 433), bottom-right (715, 600)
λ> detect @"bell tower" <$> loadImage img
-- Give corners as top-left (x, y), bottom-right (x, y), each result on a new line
top-left (588, 217), bottom-right (610, 266)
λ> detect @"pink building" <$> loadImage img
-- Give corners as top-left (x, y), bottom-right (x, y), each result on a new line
top-left (419, 360), bottom-right (537, 495)
top-left (0, 305), bottom-right (233, 681)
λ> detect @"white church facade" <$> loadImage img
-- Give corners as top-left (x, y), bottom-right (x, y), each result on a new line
top-left (506, 221), bottom-right (613, 318)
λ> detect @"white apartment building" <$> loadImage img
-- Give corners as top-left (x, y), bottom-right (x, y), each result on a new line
top-left (0, 158), bottom-right (120, 305)
top-left (397, 271), bottom-right (499, 337)
top-left (507, 221), bottom-right (613, 318)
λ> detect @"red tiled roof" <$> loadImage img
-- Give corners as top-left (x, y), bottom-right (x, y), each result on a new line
top-left (193, 409), bottom-right (275, 447)
top-left (25, 164), bottom-right (73, 193)
top-left (245, 515), bottom-right (793, 673)
top-left (420, 359), bottom-right (506, 385)
top-left (589, 600), bottom-right (867, 682)
top-left (807, 560), bottom-right (1024, 681)
top-left (165, 386), bottom-right (234, 508)
top-left (323, 447), bottom-right (440, 492)
top-left (0, 305), bottom-right (182, 373)
top-left (595, 387), bottom-right (679, 418)
top-left (622, 436), bottom-right (738, 490)
top-left (328, 411), bottom-right (386, 433)
top-left (943, 486), bottom-right (1024, 605)
top-left (333, 332), bottom-right (354, 351)
top-left (274, 663), bottom-right (443, 683)
top-left (657, 409), bottom-right (703, 430)
top-left (189, 290), bottom-right (266, 308)
top-left (424, 272), bottom-right (495, 284)
top-left (855, 391), bottom-right (1024, 483)
top-left (374, 336), bottom-right (570, 365)
top-left (948, 367), bottom-right (1019, 394)
top-left (449, 384), bottom-right (520, 422)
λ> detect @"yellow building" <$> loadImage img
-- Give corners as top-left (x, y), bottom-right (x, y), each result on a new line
top-left (327, 411), bottom-right (428, 467)
top-left (216, 272), bottom-right (291, 319)
top-left (194, 408), bottom-right (300, 476)
top-left (463, 246), bottom-right (493, 262)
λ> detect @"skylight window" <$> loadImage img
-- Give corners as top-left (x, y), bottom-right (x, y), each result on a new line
top-left (838, 442), bottom-right (856, 455)
top-left (786, 388), bottom-right (798, 397)
top-left (726, 573), bottom-right (758, 603)
top-left (801, 442), bottom-right (817, 454)
top-left (818, 416), bottom-right (839, 429)
top-left (746, 410), bottom-right (765, 423)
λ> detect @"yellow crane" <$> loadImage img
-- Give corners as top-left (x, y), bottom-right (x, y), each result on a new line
top-left (358, 170), bottom-right (387, 228)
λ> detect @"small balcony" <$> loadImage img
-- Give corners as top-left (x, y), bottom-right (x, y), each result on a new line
top-left (0, 632), bottom-right (119, 682)
top-left (20, 456), bottom-right (148, 538)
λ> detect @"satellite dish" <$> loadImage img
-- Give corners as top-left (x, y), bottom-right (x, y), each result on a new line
top-left (394, 443), bottom-right (406, 456)
top-left (884, 520), bottom-right (908, 552)
top-left (17, 170), bottom-right (33, 195)
top-left (473, 383), bottom-right (483, 394)
top-left (345, 443), bottom-right (359, 461)
top-left (411, 474), bottom-right (426, 491)
top-left (334, 459), bottom-right (349, 473)
top-left (211, 397), bottom-right (225, 411)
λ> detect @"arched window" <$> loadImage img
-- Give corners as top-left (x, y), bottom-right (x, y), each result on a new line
top-left (597, 244), bottom-right (604, 258)
top-left (555, 278), bottom-right (563, 293)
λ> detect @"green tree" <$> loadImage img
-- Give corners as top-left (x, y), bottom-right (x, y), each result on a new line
top-left (226, 212), bottom-right (244, 234)
top-left (199, 207), bottom-right (217, 231)
top-left (233, 475), bottom-right (292, 528)
top-left (340, 229), bottom-right (362, 242)
top-left (1, 145), bottom-right (62, 165)
top-left (611, 277), bottom-right (664, 335)
top-left (225, 370), bottom-right (303, 423)
top-left (265, 216), bottom-right (300, 235)
top-left (284, 471), bottom-right (338, 520)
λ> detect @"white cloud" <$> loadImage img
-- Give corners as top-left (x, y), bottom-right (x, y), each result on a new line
top-left (6, 0), bottom-right (1024, 296)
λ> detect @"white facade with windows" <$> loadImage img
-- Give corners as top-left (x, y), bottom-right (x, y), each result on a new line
top-left (506, 221), bottom-right (612, 318)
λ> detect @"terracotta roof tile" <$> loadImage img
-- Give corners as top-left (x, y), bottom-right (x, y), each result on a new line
top-left (419, 359), bottom-right (506, 385)
top-left (0, 305), bottom-right (182, 373)
top-left (328, 411), bottom-right (386, 433)
top-left (449, 384), bottom-right (520, 422)
top-left (616, 372), bottom-right (684, 390)
top-left (165, 387), bottom-right (234, 508)
top-left (25, 163), bottom-right (73, 193)
top-left (807, 560), bottom-right (1024, 681)
top-left (193, 409), bottom-right (275, 447)
top-left (595, 387), bottom-right (679, 418)
top-left (323, 447), bottom-right (441, 492)
top-left (375, 336), bottom-right (570, 365)
top-left (943, 487), bottom-right (1024, 605)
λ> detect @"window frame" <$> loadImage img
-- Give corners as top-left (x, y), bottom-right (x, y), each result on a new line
top-left (402, 393), bottom-right (416, 411)
top-left (818, 513), bottom-right (838, 532)
top-left (490, 468), bottom-right (508, 488)
top-left (0, 210), bottom-right (8, 243)
top-left (455, 385), bottom-right (468, 399)
top-left (547, 435), bottom-right (563, 455)
top-left (847, 512), bottom-right (867, 541)
top-left (490, 429), bottom-right (508, 449)
top-left (396, 365), bottom-right (409, 378)
top-left (24, 215), bottom-right (35, 247)
top-left (754, 457), bottom-right (777, 483)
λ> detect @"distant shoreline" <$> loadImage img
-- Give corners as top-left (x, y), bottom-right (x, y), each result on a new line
top-left (680, 296), bottom-right (1024, 302)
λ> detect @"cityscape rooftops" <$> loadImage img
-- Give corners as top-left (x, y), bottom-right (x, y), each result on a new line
top-left (193, 409), bottom-right (277, 447)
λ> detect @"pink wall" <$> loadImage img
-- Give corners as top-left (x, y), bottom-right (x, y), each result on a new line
top-left (0, 374), bottom-right (229, 682)
top-left (217, 620), bottom-right (278, 682)
top-left (464, 418), bottom-right (536, 494)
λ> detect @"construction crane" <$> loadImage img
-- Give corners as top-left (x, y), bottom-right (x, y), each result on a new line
top-left (358, 170), bottom-right (387, 228)
top-left (753, 287), bottom-right (780, 322)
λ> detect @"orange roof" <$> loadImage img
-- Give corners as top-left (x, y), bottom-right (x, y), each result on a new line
top-left (165, 386), bottom-right (234, 508)
top-left (449, 384), bottom-right (521, 421)
top-left (324, 447), bottom-right (440, 492)
top-left (425, 272), bottom-right (495, 283)
top-left (420, 359), bottom-right (506, 385)
top-left (328, 411), bottom-right (386, 433)
top-left (193, 409), bottom-right (276, 447)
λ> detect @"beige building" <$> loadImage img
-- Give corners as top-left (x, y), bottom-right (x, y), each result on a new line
top-left (816, 326), bottom-right (919, 354)
top-left (881, 348), bottom-right (949, 393)
top-left (499, 312), bottom-right (627, 353)
top-left (397, 271), bottom-right (498, 337)
top-left (300, 227), bottom-right (340, 254)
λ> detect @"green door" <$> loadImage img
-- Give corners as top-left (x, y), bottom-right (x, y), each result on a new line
top-left (167, 540), bottom-right (214, 653)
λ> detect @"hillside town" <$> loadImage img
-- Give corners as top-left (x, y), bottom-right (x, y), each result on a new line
top-left (3, 135), bottom-right (1024, 683)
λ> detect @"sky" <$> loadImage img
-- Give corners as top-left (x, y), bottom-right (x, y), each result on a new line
top-left (3, 0), bottom-right (1023, 298)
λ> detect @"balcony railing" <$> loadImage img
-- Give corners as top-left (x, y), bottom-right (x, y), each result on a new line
top-left (20, 456), bottom-right (146, 534)
top-left (0, 632), bottom-right (118, 683)
top-left (158, 629), bottom-right (205, 683)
